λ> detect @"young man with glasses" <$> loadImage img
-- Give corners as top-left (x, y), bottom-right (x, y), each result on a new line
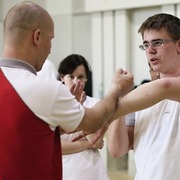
top-left (108, 13), bottom-right (180, 180)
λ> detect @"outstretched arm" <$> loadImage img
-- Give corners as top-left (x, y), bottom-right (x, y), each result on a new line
top-left (113, 77), bottom-right (180, 118)
top-left (76, 69), bottom-right (134, 133)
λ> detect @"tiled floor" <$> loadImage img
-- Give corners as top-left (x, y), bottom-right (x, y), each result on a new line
top-left (108, 170), bottom-right (134, 180)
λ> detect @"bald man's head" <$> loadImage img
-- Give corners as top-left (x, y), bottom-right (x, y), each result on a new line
top-left (3, 1), bottom-right (54, 42)
top-left (2, 1), bottom-right (54, 71)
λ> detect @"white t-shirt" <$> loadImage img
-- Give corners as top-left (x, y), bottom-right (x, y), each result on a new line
top-left (61, 96), bottom-right (109, 180)
top-left (0, 58), bottom-right (84, 133)
top-left (134, 99), bottom-right (180, 180)
top-left (37, 59), bottom-right (58, 79)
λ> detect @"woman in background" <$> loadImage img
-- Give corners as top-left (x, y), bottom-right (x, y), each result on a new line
top-left (58, 54), bottom-right (109, 180)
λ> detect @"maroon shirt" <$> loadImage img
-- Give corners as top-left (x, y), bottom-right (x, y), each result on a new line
top-left (0, 70), bottom-right (62, 179)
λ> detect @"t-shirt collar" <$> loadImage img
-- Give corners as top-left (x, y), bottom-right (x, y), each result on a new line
top-left (0, 58), bottom-right (37, 75)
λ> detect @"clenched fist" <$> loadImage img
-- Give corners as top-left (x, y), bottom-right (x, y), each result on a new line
top-left (111, 68), bottom-right (134, 98)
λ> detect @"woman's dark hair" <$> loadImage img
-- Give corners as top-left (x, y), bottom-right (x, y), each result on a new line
top-left (58, 54), bottom-right (90, 78)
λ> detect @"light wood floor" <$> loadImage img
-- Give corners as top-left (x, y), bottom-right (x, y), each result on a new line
top-left (108, 170), bottom-right (134, 180)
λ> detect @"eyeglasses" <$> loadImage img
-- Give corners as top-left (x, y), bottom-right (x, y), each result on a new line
top-left (139, 39), bottom-right (175, 51)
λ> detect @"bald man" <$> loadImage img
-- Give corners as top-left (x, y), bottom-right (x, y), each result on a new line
top-left (0, 1), bottom-right (133, 179)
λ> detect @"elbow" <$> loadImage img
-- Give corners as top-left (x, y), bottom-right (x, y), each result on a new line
top-left (109, 151), bottom-right (121, 158)
top-left (160, 78), bottom-right (172, 91)
top-left (156, 78), bottom-right (172, 99)
top-left (108, 146), bottom-right (126, 158)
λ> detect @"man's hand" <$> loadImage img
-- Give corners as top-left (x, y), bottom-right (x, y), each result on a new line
top-left (89, 138), bottom-right (104, 150)
top-left (111, 68), bottom-right (134, 97)
top-left (72, 122), bottom-right (109, 145)
top-left (88, 122), bottom-right (109, 145)
top-left (71, 131), bottom-right (89, 142)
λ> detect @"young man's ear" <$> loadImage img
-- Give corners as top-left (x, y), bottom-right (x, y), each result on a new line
top-left (177, 39), bottom-right (180, 52)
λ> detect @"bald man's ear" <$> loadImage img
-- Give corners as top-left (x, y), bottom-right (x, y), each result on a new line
top-left (33, 29), bottom-right (41, 46)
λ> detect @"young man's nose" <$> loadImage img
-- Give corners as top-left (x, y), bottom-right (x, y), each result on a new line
top-left (147, 44), bottom-right (156, 54)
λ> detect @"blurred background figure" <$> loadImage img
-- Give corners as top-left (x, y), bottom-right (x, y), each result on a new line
top-left (148, 62), bottom-right (160, 81)
top-left (58, 54), bottom-right (109, 180)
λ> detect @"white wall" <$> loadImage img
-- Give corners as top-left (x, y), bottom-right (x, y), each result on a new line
top-left (73, 14), bottom-right (92, 64)
top-left (48, 13), bottom-right (92, 69)
top-left (46, 0), bottom-right (72, 15)
top-left (48, 14), bottom-right (73, 67)
top-left (91, 12), bottom-right (103, 98)
top-left (73, 0), bottom-right (180, 13)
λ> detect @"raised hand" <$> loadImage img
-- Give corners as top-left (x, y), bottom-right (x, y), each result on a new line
top-left (70, 80), bottom-right (86, 104)
top-left (110, 68), bottom-right (134, 97)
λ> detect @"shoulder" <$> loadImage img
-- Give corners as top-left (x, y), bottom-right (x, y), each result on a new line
top-left (38, 60), bottom-right (58, 79)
